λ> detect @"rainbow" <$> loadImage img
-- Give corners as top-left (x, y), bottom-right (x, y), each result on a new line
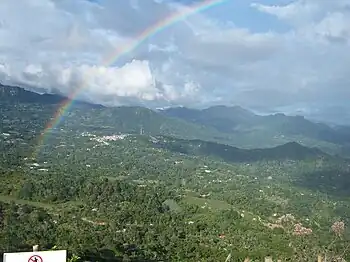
top-left (34, 0), bottom-right (227, 157)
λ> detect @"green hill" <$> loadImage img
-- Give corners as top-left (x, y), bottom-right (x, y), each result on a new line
top-left (3, 84), bottom-right (350, 156)
top-left (160, 106), bottom-right (350, 155)
top-left (152, 136), bottom-right (328, 163)
top-left (0, 83), bottom-right (102, 108)
top-left (0, 84), bottom-right (234, 145)
top-left (1, 86), bottom-right (350, 261)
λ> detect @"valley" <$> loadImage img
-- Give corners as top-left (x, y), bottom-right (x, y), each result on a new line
top-left (0, 85), bottom-right (350, 261)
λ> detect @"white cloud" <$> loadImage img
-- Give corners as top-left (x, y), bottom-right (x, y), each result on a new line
top-left (251, 1), bottom-right (321, 26)
top-left (0, 0), bottom-right (350, 123)
top-left (251, 0), bottom-right (350, 44)
top-left (0, 0), bottom-right (208, 106)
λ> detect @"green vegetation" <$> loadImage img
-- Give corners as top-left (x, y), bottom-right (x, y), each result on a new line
top-left (160, 106), bottom-right (350, 155)
top-left (154, 137), bottom-right (328, 162)
top-left (1, 85), bottom-right (350, 261)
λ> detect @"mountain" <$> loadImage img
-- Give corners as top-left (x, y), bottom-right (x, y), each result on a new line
top-left (2, 83), bottom-right (350, 156)
top-left (153, 136), bottom-right (328, 163)
top-left (259, 113), bottom-right (349, 144)
top-left (162, 105), bottom-right (257, 133)
top-left (0, 83), bottom-right (103, 108)
top-left (72, 106), bottom-right (234, 142)
top-left (0, 83), bottom-right (329, 163)
top-left (160, 106), bottom-right (350, 155)
top-left (0, 84), bottom-right (237, 145)
top-left (2, 83), bottom-right (350, 261)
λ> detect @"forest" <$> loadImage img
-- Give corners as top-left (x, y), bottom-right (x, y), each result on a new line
top-left (1, 87), bottom-right (350, 261)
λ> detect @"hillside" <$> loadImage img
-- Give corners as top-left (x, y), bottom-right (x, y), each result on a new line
top-left (2, 84), bottom-right (350, 157)
top-left (0, 84), bottom-right (235, 145)
top-left (0, 83), bottom-right (102, 108)
top-left (160, 106), bottom-right (350, 154)
top-left (160, 105), bottom-right (257, 132)
top-left (1, 85), bottom-right (350, 261)
top-left (152, 137), bottom-right (328, 163)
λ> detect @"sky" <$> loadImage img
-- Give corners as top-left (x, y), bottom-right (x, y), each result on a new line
top-left (0, 0), bottom-right (350, 123)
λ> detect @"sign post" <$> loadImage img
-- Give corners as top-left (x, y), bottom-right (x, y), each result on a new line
top-left (3, 250), bottom-right (66, 262)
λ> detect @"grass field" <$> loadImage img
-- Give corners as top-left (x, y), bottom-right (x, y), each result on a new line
top-left (183, 196), bottom-right (232, 210)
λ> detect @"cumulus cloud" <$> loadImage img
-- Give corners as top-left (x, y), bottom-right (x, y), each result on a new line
top-left (0, 0), bottom-right (350, 123)
top-left (0, 0), bottom-right (212, 106)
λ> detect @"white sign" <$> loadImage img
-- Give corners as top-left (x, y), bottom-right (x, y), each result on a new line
top-left (3, 250), bottom-right (67, 262)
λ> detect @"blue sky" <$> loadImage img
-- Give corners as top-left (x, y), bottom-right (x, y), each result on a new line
top-left (0, 0), bottom-right (350, 123)
top-left (191, 0), bottom-right (291, 33)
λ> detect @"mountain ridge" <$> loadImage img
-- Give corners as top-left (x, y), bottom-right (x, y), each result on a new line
top-left (0, 83), bottom-right (104, 108)
top-left (151, 135), bottom-right (328, 163)
top-left (2, 83), bottom-right (350, 156)
top-left (159, 106), bottom-right (350, 150)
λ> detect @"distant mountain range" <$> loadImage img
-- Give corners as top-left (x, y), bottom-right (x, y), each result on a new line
top-left (1, 83), bottom-right (350, 157)
top-left (159, 106), bottom-right (350, 155)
